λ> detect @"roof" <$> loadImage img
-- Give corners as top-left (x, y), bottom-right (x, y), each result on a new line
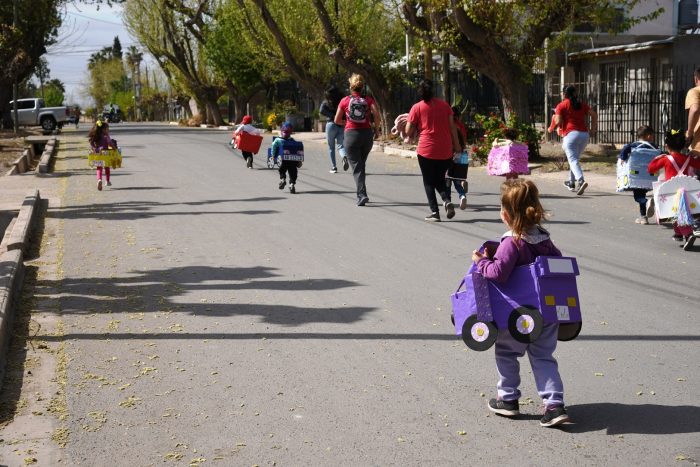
top-left (568, 37), bottom-right (675, 59)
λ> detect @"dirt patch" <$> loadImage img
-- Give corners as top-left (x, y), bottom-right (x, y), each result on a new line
top-left (0, 128), bottom-right (43, 174)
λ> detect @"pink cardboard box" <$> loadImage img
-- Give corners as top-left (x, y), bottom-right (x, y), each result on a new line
top-left (487, 142), bottom-right (529, 176)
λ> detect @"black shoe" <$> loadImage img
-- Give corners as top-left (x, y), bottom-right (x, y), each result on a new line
top-left (683, 235), bottom-right (696, 251)
top-left (246, 156), bottom-right (253, 168)
top-left (424, 212), bottom-right (441, 222)
top-left (576, 180), bottom-right (588, 195)
top-left (357, 196), bottom-right (369, 206)
top-left (444, 201), bottom-right (455, 219)
top-left (563, 180), bottom-right (575, 192)
top-left (540, 406), bottom-right (570, 427)
top-left (488, 398), bottom-right (519, 417)
top-left (672, 234), bottom-right (684, 242)
top-left (342, 157), bottom-right (349, 171)
top-left (278, 179), bottom-right (286, 190)
top-left (289, 183), bottom-right (296, 194)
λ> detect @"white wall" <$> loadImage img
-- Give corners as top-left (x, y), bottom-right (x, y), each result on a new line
top-left (624, 0), bottom-right (676, 36)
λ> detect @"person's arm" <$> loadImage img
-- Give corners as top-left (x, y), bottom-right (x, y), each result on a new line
top-left (588, 108), bottom-right (598, 135)
top-left (333, 99), bottom-right (345, 126)
top-left (474, 238), bottom-right (519, 283)
top-left (647, 155), bottom-right (665, 175)
top-left (687, 102), bottom-right (699, 147)
top-left (319, 102), bottom-right (334, 120)
top-left (618, 143), bottom-right (632, 162)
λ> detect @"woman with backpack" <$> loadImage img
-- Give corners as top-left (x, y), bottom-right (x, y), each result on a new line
top-left (334, 73), bottom-right (381, 206)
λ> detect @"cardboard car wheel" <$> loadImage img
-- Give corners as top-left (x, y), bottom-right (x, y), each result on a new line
top-left (267, 158), bottom-right (274, 168)
top-left (461, 315), bottom-right (497, 351)
top-left (508, 306), bottom-right (543, 344)
top-left (557, 322), bottom-right (582, 341)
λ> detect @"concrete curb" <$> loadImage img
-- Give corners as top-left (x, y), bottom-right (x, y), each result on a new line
top-left (0, 248), bottom-right (24, 383)
top-left (38, 136), bottom-right (58, 174)
top-left (6, 190), bottom-right (41, 253)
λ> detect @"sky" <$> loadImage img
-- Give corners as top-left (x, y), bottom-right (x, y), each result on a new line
top-left (44, 2), bottom-right (142, 107)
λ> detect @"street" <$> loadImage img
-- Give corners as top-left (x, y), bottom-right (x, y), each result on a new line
top-left (0, 123), bottom-right (698, 466)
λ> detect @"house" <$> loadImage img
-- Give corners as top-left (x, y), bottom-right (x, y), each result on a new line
top-left (545, 0), bottom-right (699, 144)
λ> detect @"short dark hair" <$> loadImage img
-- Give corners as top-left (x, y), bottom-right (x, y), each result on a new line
top-left (503, 128), bottom-right (518, 140)
top-left (694, 65), bottom-right (700, 82)
top-left (636, 125), bottom-right (654, 139)
top-left (418, 80), bottom-right (433, 102)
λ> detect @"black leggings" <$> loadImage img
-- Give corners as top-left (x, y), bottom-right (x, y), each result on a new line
top-left (418, 155), bottom-right (452, 213)
top-left (279, 160), bottom-right (298, 183)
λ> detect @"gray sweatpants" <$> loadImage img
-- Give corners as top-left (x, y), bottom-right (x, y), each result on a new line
top-left (344, 128), bottom-right (374, 199)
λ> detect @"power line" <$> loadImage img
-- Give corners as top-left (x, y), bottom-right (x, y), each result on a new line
top-left (66, 10), bottom-right (124, 26)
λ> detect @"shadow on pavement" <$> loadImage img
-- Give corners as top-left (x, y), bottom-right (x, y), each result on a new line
top-left (565, 403), bottom-right (700, 434)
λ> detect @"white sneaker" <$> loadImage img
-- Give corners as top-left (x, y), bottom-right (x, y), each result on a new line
top-left (459, 196), bottom-right (467, 210)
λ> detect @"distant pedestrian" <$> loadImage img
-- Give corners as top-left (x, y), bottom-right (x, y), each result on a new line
top-left (74, 106), bottom-right (81, 129)
top-left (487, 127), bottom-right (528, 181)
top-left (334, 73), bottom-right (381, 206)
top-left (471, 179), bottom-right (570, 428)
top-left (88, 120), bottom-right (118, 191)
top-left (445, 105), bottom-right (469, 211)
top-left (273, 122), bottom-right (301, 194)
top-left (233, 115), bottom-right (262, 169)
top-left (405, 80), bottom-right (462, 221)
top-left (554, 85), bottom-right (597, 195)
top-left (617, 125), bottom-right (658, 225)
top-left (320, 85), bottom-right (346, 173)
top-left (686, 65), bottom-right (700, 158)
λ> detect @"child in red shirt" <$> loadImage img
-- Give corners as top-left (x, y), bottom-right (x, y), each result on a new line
top-left (647, 129), bottom-right (700, 241)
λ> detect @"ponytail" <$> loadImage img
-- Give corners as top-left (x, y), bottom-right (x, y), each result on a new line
top-left (564, 85), bottom-right (581, 110)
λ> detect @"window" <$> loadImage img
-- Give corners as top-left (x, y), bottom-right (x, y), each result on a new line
top-left (600, 62), bottom-right (627, 111)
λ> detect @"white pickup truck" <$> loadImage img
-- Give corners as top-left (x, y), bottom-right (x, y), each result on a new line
top-left (9, 98), bottom-right (70, 133)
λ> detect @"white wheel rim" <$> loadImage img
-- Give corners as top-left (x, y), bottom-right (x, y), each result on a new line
top-left (470, 323), bottom-right (490, 342)
top-left (516, 315), bottom-right (535, 335)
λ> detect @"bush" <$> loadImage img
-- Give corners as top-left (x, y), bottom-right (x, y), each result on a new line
top-left (470, 112), bottom-right (542, 164)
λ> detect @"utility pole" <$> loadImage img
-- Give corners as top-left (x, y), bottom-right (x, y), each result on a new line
top-left (12, 0), bottom-right (19, 134)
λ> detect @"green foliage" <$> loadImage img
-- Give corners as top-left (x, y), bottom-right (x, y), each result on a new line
top-left (43, 81), bottom-right (65, 107)
top-left (471, 112), bottom-right (542, 163)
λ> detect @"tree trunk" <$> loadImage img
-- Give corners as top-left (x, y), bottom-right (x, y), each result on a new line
top-left (495, 75), bottom-right (530, 123)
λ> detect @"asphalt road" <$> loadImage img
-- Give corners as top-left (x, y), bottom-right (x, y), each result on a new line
top-left (5, 123), bottom-right (700, 465)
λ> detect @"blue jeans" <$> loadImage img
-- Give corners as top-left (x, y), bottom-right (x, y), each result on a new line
top-left (446, 179), bottom-right (465, 198)
top-left (562, 130), bottom-right (589, 182)
top-left (326, 122), bottom-right (345, 168)
top-left (495, 323), bottom-right (564, 408)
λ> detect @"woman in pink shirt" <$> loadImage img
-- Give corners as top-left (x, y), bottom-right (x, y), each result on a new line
top-left (554, 85), bottom-right (597, 195)
top-left (334, 74), bottom-right (381, 206)
top-left (406, 80), bottom-right (462, 221)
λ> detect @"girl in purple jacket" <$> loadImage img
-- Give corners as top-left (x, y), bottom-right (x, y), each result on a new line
top-left (471, 179), bottom-right (570, 428)
top-left (88, 120), bottom-right (117, 191)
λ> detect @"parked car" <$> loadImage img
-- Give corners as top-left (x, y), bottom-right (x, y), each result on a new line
top-left (9, 98), bottom-right (70, 133)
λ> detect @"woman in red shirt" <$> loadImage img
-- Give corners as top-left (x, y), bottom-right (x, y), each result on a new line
top-left (405, 80), bottom-right (462, 221)
top-left (554, 85), bottom-right (597, 195)
top-left (334, 73), bottom-right (381, 206)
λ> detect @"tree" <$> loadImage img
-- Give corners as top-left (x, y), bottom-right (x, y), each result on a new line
top-left (125, 45), bottom-right (144, 120)
top-left (401, 0), bottom-right (662, 121)
top-left (111, 36), bottom-right (123, 60)
top-left (43, 78), bottom-right (65, 107)
top-left (0, 0), bottom-right (62, 126)
top-left (123, 0), bottom-right (225, 125)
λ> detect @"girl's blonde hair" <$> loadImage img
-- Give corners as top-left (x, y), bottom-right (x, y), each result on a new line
top-left (348, 73), bottom-right (365, 93)
top-left (500, 179), bottom-right (547, 241)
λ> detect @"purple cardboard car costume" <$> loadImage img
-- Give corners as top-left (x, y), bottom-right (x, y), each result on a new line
top-left (451, 241), bottom-right (582, 351)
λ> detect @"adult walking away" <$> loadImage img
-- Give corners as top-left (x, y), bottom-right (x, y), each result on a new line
top-left (334, 74), bottom-right (381, 206)
top-left (320, 85), bottom-right (346, 173)
top-left (554, 85), bottom-right (597, 195)
top-left (686, 66), bottom-right (700, 158)
top-left (405, 80), bottom-right (462, 221)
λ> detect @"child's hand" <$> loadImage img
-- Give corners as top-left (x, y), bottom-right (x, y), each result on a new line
top-left (471, 250), bottom-right (483, 263)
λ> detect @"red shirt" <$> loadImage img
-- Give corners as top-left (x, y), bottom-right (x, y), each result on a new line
top-left (647, 152), bottom-right (700, 179)
top-left (407, 98), bottom-right (454, 159)
top-left (555, 99), bottom-right (591, 136)
top-left (338, 93), bottom-right (375, 130)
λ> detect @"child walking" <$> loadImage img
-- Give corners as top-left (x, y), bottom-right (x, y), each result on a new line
top-left (618, 125), bottom-right (658, 224)
top-left (273, 122), bottom-right (300, 194)
top-left (471, 179), bottom-right (570, 427)
top-left (88, 120), bottom-right (117, 191)
top-left (233, 115), bottom-right (262, 168)
top-left (487, 128), bottom-right (528, 180)
top-left (445, 105), bottom-right (469, 210)
top-left (647, 129), bottom-right (700, 241)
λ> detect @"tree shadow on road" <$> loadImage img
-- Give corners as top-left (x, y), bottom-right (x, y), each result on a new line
top-left (564, 403), bottom-right (700, 434)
